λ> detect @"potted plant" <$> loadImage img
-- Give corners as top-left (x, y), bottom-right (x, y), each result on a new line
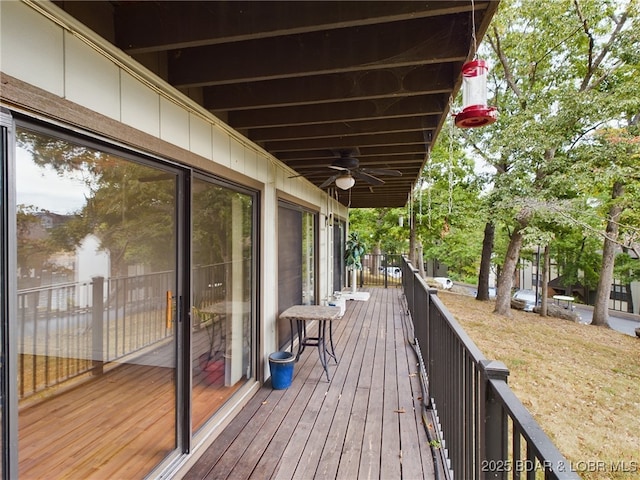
top-left (345, 232), bottom-right (366, 293)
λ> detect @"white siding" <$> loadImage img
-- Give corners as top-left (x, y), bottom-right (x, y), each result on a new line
top-left (189, 113), bottom-right (213, 160)
top-left (1, 0), bottom-right (349, 377)
top-left (0, 0), bottom-right (64, 96)
top-left (121, 71), bottom-right (161, 137)
top-left (212, 124), bottom-right (232, 168)
top-left (159, 97), bottom-right (190, 150)
top-left (65, 32), bottom-right (121, 120)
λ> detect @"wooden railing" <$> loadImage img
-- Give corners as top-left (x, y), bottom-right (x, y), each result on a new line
top-left (401, 256), bottom-right (579, 480)
top-left (17, 270), bottom-right (174, 400)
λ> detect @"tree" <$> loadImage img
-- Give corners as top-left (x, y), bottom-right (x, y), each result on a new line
top-left (415, 133), bottom-right (486, 282)
top-left (573, 127), bottom-right (640, 325)
top-left (17, 129), bottom-right (177, 277)
top-left (471, 0), bottom-right (639, 317)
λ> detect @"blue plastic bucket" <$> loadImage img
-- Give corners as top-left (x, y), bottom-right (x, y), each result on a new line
top-left (269, 351), bottom-right (295, 389)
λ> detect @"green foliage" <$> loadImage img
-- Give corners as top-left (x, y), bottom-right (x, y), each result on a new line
top-left (344, 232), bottom-right (366, 270)
top-left (415, 133), bottom-right (488, 280)
top-left (17, 128), bottom-right (177, 277)
top-left (348, 208), bottom-right (408, 254)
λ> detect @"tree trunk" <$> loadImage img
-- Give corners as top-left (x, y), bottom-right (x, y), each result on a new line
top-left (592, 181), bottom-right (624, 327)
top-left (494, 208), bottom-right (532, 316)
top-left (416, 241), bottom-right (426, 278)
top-left (476, 221), bottom-right (495, 301)
top-left (372, 244), bottom-right (381, 274)
top-left (409, 210), bottom-right (416, 266)
top-left (540, 244), bottom-right (550, 317)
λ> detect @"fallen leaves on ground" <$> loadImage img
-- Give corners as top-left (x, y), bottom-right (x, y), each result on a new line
top-left (439, 291), bottom-right (640, 480)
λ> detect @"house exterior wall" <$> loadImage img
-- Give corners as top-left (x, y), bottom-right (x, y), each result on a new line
top-left (1, 1), bottom-right (348, 475)
top-left (1, 0), bottom-right (347, 364)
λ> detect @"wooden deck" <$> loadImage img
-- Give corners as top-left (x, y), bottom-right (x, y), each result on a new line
top-left (184, 287), bottom-right (439, 480)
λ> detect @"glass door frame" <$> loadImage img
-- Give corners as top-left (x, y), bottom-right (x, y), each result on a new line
top-left (1, 108), bottom-right (19, 479)
top-left (188, 170), bottom-right (260, 436)
top-left (9, 112), bottom-right (193, 476)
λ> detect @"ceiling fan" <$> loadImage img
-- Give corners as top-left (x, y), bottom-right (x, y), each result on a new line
top-left (313, 150), bottom-right (403, 190)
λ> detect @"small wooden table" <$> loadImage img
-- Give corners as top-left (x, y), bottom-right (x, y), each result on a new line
top-left (279, 305), bottom-right (341, 381)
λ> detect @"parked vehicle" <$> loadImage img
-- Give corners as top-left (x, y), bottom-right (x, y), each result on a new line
top-left (379, 266), bottom-right (402, 278)
top-left (433, 277), bottom-right (453, 290)
top-left (512, 289), bottom-right (537, 312)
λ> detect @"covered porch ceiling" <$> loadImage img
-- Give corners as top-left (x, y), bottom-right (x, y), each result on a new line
top-left (55, 0), bottom-right (499, 208)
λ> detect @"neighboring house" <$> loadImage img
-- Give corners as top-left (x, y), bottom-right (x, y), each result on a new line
top-left (517, 250), bottom-right (638, 314)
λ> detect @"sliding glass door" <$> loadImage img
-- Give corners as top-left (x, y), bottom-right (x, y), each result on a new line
top-left (4, 113), bottom-right (258, 477)
top-left (14, 124), bottom-right (182, 478)
top-left (191, 176), bottom-right (255, 433)
top-left (277, 202), bottom-right (317, 348)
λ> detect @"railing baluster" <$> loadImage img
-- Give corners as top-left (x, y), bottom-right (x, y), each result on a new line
top-left (92, 276), bottom-right (104, 375)
top-left (513, 423), bottom-right (521, 480)
top-left (401, 255), bottom-right (579, 480)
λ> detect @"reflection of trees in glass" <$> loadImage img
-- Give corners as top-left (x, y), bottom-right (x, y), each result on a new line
top-left (16, 206), bottom-right (69, 289)
top-left (192, 182), bottom-right (253, 267)
top-left (85, 159), bottom-right (176, 275)
top-left (299, 211), bottom-right (315, 305)
top-left (192, 180), bottom-right (254, 305)
top-left (192, 182), bottom-right (232, 267)
top-left (17, 128), bottom-right (176, 279)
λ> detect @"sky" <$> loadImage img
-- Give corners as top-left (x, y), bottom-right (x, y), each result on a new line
top-left (16, 147), bottom-right (90, 215)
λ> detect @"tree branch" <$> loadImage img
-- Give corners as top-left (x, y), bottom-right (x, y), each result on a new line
top-left (578, 3), bottom-right (630, 92)
top-left (488, 26), bottom-right (524, 105)
top-left (574, 0), bottom-right (594, 88)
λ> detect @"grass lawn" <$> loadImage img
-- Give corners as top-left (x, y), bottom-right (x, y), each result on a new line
top-left (438, 290), bottom-right (640, 480)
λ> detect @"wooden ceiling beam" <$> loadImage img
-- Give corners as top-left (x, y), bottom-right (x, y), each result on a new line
top-left (226, 94), bottom-right (447, 129)
top-left (115, 1), bottom-right (484, 54)
top-left (202, 63), bottom-right (456, 111)
top-left (167, 16), bottom-right (469, 88)
top-left (247, 115), bottom-right (439, 142)
top-left (264, 131), bottom-right (429, 154)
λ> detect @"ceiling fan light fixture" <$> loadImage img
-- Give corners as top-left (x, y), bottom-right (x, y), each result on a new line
top-left (335, 174), bottom-right (355, 190)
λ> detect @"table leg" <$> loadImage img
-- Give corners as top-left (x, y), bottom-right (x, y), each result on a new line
top-left (326, 321), bottom-right (337, 363)
top-left (293, 319), bottom-right (307, 361)
top-left (319, 320), bottom-right (330, 381)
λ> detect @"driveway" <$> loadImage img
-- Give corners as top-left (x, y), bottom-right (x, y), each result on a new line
top-left (574, 306), bottom-right (640, 337)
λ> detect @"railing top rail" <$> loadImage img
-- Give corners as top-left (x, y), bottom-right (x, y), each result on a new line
top-left (489, 378), bottom-right (581, 479)
top-left (18, 280), bottom-right (91, 294)
top-left (428, 292), bottom-right (487, 364)
top-left (402, 255), bottom-right (486, 364)
top-left (109, 269), bottom-right (173, 281)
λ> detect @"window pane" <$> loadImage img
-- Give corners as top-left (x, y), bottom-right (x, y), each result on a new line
top-left (191, 178), bottom-right (253, 432)
top-left (15, 127), bottom-right (178, 477)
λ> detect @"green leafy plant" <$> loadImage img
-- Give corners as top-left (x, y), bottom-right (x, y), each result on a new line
top-left (345, 232), bottom-right (366, 271)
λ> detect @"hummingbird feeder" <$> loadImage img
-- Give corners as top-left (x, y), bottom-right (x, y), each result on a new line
top-left (454, 59), bottom-right (497, 128)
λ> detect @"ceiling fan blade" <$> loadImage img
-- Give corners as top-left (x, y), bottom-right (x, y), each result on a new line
top-left (319, 174), bottom-right (340, 189)
top-left (362, 167), bottom-right (402, 177)
top-left (352, 169), bottom-right (384, 186)
top-left (328, 165), bottom-right (350, 171)
top-left (288, 170), bottom-right (329, 179)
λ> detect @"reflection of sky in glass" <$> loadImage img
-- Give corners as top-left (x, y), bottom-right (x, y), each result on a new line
top-left (16, 147), bottom-right (90, 215)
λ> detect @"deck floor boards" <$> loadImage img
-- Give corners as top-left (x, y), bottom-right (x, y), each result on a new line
top-left (185, 287), bottom-right (435, 480)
